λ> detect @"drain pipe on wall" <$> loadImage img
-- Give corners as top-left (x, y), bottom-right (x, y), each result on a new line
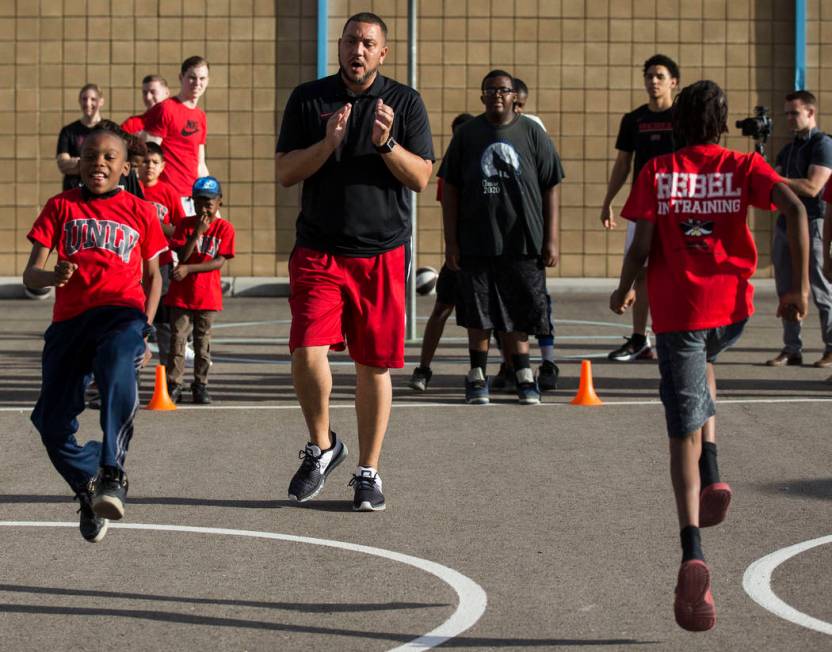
top-left (317, 0), bottom-right (328, 79)
top-left (795, 0), bottom-right (806, 90)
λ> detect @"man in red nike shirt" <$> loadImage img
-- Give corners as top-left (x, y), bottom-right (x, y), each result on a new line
top-left (144, 57), bottom-right (210, 215)
top-left (121, 75), bottom-right (170, 136)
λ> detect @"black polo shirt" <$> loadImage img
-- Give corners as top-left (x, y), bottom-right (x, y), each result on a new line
top-left (276, 73), bottom-right (434, 256)
top-left (774, 127), bottom-right (832, 222)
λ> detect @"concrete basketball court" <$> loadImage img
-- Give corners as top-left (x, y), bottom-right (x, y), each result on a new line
top-left (0, 287), bottom-right (829, 650)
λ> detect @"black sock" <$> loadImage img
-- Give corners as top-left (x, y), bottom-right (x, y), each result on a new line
top-left (699, 441), bottom-right (720, 488)
top-left (680, 525), bottom-right (704, 562)
top-left (631, 333), bottom-right (646, 347)
top-left (469, 349), bottom-right (488, 375)
top-left (511, 353), bottom-right (531, 371)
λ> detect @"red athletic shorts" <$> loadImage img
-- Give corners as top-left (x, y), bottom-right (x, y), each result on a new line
top-left (288, 245), bottom-right (406, 368)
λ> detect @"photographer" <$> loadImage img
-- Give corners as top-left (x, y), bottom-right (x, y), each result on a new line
top-left (767, 91), bottom-right (832, 368)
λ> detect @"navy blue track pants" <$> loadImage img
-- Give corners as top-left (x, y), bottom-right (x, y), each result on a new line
top-left (31, 306), bottom-right (147, 494)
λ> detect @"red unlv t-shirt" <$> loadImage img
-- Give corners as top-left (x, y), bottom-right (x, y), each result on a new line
top-left (142, 179), bottom-right (186, 265)
top-left (143, 97), bottom-right (207, 197)
top-left (165, 216), bottom-right (235, 311)
top-left (27, 188), bottom-right (168, 322)
top-left (621, 143), bottom-right (782, 333)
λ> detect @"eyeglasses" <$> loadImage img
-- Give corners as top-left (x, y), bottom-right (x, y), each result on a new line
top-left (483, 87), bottom-right (515, 97)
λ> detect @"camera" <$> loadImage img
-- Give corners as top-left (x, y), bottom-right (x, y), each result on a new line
top-left (736, 106), bottom-right (772, 157)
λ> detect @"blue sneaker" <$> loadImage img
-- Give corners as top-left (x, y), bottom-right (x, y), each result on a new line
top-left (515, 368), bottom-right (540, 405)
top-left (464, 367), bottom-right (490, 405)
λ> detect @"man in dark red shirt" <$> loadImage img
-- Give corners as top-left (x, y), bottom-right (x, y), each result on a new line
top-left (121, 75), bottom-right (170, 135)
top-left (611, 80), bottom-right (809, 633)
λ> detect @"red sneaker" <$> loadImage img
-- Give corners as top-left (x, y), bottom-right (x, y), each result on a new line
top-left (700, 482), bottom-right (732, 527)
top-left (674, 560), bottom-right (716, 632)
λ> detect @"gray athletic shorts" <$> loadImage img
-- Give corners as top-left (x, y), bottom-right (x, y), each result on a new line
top-left (656, 320), bottom-right (747, 438)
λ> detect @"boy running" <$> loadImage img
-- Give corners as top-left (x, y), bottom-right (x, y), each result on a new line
top-left (24, 129), bottom-right (167, 543)
top-left (610, 81), bottom-right (809, 631)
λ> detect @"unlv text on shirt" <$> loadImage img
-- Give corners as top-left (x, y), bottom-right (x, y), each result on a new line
top-left (63, 219), bottom-right (140, 263)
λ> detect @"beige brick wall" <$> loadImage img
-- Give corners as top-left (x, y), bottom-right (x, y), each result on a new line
top-left (278, 1), bottom-right (828, 278)
top-left (1, 0), bottom-right (277, 278)
top-left (3, 2), bottom-right (830, 278)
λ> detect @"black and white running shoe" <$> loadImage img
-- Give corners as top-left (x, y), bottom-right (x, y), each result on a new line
top-left (288, 432), bottom-right (348, 502)
top-left (77, 489), bottom-right (108, 543)
top-left (349, 468), bottom-right (385, 512)
top-left (91, 466), bottom-right (129, 520)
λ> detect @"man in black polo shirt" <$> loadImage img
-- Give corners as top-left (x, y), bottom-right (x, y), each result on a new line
top-left (275, 12), bottom-right (434, 511)
top-left (767, 90), bottom-right (832, 368)
top-left (600, 54), bottom-right (679, 362)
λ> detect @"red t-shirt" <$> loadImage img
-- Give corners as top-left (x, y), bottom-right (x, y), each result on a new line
top-left (164, 216), bottom-right (235, 311)
top-left (823, 180), bottom-right (832, 202)
top-left (142, 179), bottom-right (187, 265)
top-left (621, 143), bottom-right (782, 333)
top-left (143, 97), bottom-right (207, 197)
top-left (121, 114), bottom-right (145, 135)
top-left (27, 188), bottom-right (168, 323)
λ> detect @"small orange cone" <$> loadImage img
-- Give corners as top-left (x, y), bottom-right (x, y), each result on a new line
top-left (570, 359), bottom-right (603, 406)
top-left (146, 365), bottom-right (176, 410)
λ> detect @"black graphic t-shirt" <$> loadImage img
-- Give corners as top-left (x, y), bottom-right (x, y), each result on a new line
top-left (56, 120), bottom-right (96, 191)
top-left (615, 104), bottom-right (675, 181)
top-left (442, 114), bottom-right (564, 257)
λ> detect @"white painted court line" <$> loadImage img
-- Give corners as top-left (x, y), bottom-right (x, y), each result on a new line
top-left (3, 396), bottom-right (832, 413)
top-left (0, 521), bottom-right (487, 651)
top-left (743, 535), bottom-right (832, 636)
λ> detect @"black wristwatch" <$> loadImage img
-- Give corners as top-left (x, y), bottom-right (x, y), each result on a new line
top-left (375, 137), bottom-right (397, 154)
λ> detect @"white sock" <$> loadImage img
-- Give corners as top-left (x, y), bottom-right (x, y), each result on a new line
top-left (539, 344), bottom-right (555, 363)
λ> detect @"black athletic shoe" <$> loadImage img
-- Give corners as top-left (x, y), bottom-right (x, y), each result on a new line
top-left (288, 433), bottom-right (348, 502)
top-left (349, 468), bottom-right (386, 512)
top-left (408, 366), bottom-right (432, 391)
top-left (491, 362), bottom-right (516, 392)
top-left (92, 466), bottom-right (129, 520)
top-left (191, 382), bottom-right (212, 404)
top-left (76, 490), bottom-right (108, 543)
top-left (608, 335), bottom-right (652, 362)
top-left (537, 360), bottom-right (559, 391)
top-left (168, 382), bottom-right (182, 404)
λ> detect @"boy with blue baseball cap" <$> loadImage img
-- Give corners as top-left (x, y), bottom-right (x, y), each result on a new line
top-left (164, 176), bottom-right (235, 404)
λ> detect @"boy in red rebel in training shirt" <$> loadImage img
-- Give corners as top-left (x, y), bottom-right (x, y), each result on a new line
top-left (611, 81), bottom-right (809, 632)
top-left (165, 176), bottom-right (235, 405)
top-left (23, 130), bottom-right (167, 544)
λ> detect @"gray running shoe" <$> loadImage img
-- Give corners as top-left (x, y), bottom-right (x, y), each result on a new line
top-left (288, 433), bottom-right (348, 502)
top-left (349, 468), bottom-right (385, 511)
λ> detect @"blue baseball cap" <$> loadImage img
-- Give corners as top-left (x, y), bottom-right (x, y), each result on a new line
top-left (192, 176), bottom-right (222, 198)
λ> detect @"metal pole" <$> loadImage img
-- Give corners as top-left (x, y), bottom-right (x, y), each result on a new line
top-left (317, 0), bottom-right (328, 79)
top-left (794, 0), bottom-right (806, 90)
top-left (406, 0), bottom-right (418, 341)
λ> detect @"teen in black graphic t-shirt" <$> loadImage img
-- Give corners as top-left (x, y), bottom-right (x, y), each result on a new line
top-left (56, 84), bottom-right (105, 191)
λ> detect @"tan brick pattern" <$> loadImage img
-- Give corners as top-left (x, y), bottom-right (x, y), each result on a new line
top-left (0, 0), bottom-right (276, 277)
top-left (276, 2), bottom-right (817, 278)
top-left (3, 3), bottom-right (827, 279)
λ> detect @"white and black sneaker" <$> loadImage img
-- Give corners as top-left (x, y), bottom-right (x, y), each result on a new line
top-left (76, 489), bottom-right (108, 543)
top-left (288, 432), bottom-right (348, 502)
top-left (349, 467), bottom-right (385, 512)
top-left (91, 466), bottom-right (129, 520)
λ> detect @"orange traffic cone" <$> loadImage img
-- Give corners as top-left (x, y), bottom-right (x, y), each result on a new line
top-left (570, 359), bottom-right (603, 406)
top-left (146, 365), bottom-right (176, 410)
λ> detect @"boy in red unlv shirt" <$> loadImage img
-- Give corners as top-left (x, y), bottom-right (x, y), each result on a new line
top-left (610, 81), bottom-right (809, 632)
top-left (23, 129), bottom-right (167, 544)
top-left (164, 176), bottom-right (235, 405)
